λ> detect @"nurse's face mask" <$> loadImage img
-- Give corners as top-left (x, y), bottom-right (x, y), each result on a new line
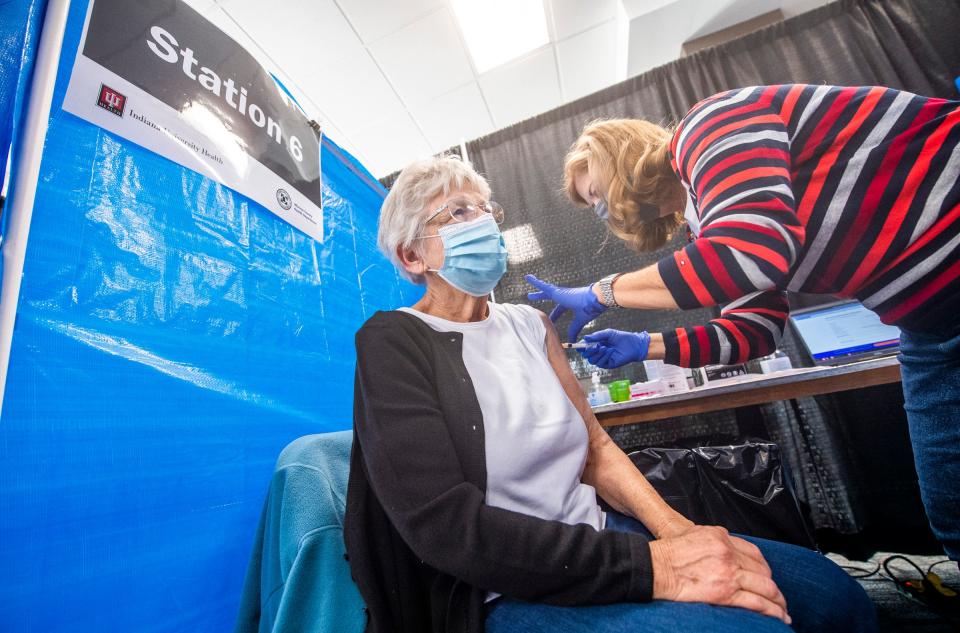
top-left (594, 196), bottom-right (662, 224)
top-left (593, 199), bottom-right (610, 221)
top-left (414, 197), bottom-right (508, 297)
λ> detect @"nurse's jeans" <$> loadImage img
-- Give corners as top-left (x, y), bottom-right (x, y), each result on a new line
top-left (899, 327), bottom-right (960, 561)
top-left (485, 511), bottom-right (877, 633)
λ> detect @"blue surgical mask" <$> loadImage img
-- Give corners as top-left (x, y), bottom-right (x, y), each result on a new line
top-left (595, 197), bottom-right (661, 223)
top-left (594, 199), bottom-right (609, 221)
top-left (426, 215), bottom-right (508, 296)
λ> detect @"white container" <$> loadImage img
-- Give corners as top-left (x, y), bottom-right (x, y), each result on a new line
top-left (760, 354), bottom-right (793, 374)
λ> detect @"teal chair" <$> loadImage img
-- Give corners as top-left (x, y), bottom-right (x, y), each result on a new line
top-left (235, 431), bottom-right (366, 633)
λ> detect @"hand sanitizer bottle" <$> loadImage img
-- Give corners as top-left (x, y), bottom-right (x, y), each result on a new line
top-left (587, 371), bottom-right (610, 407)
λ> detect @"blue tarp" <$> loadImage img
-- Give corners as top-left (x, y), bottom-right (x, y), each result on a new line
top-left (0, 1), bottom-right (420, 630)
top-left (0, 0), bottom-right (46, 227)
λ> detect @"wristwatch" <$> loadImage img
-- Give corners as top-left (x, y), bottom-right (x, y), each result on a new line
top-left (597, 273), bottom-right (622, 308)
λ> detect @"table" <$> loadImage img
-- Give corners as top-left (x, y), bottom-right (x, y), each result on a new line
top-left (595, 356), bottom-right (902, 427)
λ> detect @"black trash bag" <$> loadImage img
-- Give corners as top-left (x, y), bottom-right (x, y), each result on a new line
top-left (628, 440), bottom-right (817, 549)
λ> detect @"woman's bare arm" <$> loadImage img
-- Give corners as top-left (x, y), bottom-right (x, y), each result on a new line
top-left (538, 311), bottom-right (692, 538)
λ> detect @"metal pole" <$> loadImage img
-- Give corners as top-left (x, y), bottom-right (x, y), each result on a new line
top-left (0, 0), bottom-right (72, 417)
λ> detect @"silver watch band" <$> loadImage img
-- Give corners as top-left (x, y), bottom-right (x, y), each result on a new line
top-left (598, 273), bottom-right (621, 308)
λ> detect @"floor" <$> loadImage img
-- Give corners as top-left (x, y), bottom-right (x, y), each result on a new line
top-left (826, 551), bottom-right (960, 632)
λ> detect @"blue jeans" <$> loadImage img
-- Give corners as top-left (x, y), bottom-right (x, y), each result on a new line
top-left (485, 512), bottom-right (876, 633)
top-left (899, 327), bottom-right (960, 560)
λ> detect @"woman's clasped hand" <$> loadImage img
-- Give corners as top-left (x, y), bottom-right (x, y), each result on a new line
top-left (651, 525), bottom-right (792, 625)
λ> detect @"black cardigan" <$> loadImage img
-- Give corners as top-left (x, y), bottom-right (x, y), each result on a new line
top-left (344, 310), bottom-right (653, 633)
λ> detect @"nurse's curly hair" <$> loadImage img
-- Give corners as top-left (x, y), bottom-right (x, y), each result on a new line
top-left (563, 118), bottom-right (685, 252)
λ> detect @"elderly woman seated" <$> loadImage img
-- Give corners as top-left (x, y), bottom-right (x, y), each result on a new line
top-left (344, 156), bottom-right (876, 633)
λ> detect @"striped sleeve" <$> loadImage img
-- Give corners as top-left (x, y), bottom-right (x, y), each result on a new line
top-left (659, 86), bottom-right (805, 310)
top-left (661, 290), bottom-right (788, 367)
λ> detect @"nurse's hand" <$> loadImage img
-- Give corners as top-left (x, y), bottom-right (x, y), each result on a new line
top-left (580, 329), bottom-right (650, 368)
top-left (525, 274), bottom-right (607, 342)
top-left (650, 526), bottom-right (791, 625)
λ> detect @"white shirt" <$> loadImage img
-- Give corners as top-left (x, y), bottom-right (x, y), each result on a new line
top-left (397, 303), bottom-right (604, 532)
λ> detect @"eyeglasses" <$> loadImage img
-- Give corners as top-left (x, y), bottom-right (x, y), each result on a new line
top-left (424, 197), bottom-right (505, 226)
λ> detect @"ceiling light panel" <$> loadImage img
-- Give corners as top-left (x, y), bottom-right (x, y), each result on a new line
top-left (450, 0), bottom-right (550, 73)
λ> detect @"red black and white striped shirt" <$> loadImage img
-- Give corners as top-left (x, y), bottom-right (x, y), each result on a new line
top-left (658, 84), bottom-right (960, 367)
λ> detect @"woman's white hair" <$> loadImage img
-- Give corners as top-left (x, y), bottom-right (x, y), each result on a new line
top-left (378, 155), bottom-right (492, 284)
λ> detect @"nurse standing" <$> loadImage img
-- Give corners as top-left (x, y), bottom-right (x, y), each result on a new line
top-left (527, 84), bottom-right (960, 562)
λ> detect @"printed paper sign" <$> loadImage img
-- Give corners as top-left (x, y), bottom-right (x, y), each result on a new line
top-left (63, 0), bottom-right (324, 241)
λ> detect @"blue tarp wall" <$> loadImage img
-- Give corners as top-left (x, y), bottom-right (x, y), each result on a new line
top-left (0, 1), bottom-right (421, 630)
top-left (0, 0), bottom-right (45, 216)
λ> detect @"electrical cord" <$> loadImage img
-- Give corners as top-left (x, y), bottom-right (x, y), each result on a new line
top-left (882, 554), bottom-right (927, 583)
top-left (839, 556), bottom-right (959, 588)
top-left (928, 559), bottom-right (959, 577)
top-left (839, 562), bottom-right (883, 580)
top-left (879, 554), bottom-right (959, 620)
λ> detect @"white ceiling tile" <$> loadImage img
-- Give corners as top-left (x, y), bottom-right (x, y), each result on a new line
top-left (557, 20), bottom-right (618, 103)
top-left (625, 0), bottom-right (778, 77)
top-left (326, 130), bottom-right (371, 167)
top-left (626, 1), bottom-right (694, 77)
top-left (319, 120), bottom-right (345, 147)
top-left (549, 0), bottom-right (618, 40)
top-left (183, 0), bottom-right (217, 15)
top-left (336, 0), bottom-right (445, 43)
top-left (409, 82), bottom-right (495, 152)
top-left (218, 0), bottom-right (376, 119)
top-left (479, 47), bottom-right (561, 129)
top-left (621, 0), bottom-right (684, 19)
top-left (197, 5), bottom-right (271, 64)
top-left (188, 4), bottom-right (323, 123)
top-left (348, 112), bottom-right (433, 178)
top-left (686, 0), bottom-right (781, 40)
top-left (780, 0), bottom-right (833, 18)
top-left (367, 9), bottom-right (475, 106)
top-left (207, 0), bottom-right (830, 181)
top-left (219, 0), bottom-right (366, 76)
top-left (297, 51), bottom-right (405, 133)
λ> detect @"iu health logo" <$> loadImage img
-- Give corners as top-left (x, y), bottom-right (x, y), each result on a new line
top-left (96, 84), bottom-right (126, 117)
top-left (276, 188), bottom-right (292, 210)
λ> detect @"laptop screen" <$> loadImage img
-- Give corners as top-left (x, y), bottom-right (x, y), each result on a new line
top-left (790, 302), bottom-right (901, 364)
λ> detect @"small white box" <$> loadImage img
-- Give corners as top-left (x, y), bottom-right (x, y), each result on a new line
top-left (760, 356), bottom-right (793, 374)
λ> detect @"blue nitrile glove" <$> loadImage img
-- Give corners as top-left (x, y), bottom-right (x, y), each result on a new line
top-left (580, 329), bottom-right (651, 369)
top-left (526, 274), bottom-right (607, 342)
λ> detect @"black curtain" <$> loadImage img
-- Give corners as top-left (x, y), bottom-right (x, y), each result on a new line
top-left (465, 0), bottom-right (960, 537)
